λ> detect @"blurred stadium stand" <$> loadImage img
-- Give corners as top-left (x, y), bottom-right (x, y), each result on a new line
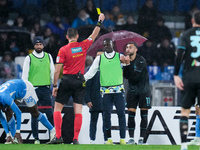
top-left (14, 56), bottom-right (25, 70)
top-left (157, 0), bottom-right (174, 12)
top-left (1, 0), bottom-right (198, 106)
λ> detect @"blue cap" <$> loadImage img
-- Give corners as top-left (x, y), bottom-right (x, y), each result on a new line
top-left (33, 36), bottom-right (44, 45)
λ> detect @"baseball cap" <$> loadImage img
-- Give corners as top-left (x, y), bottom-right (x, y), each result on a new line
top-left (33, 36), bottom-right (44, 45)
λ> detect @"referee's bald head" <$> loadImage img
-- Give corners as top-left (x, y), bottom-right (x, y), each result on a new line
top-left (67, 28), bottom-right (78, 39)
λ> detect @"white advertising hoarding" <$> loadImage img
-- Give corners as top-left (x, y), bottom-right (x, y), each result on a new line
top-left (0, 106), bottom-right (196, 144)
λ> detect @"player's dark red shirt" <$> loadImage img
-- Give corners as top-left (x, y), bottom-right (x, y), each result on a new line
top-left (56, 38), bottom-right (93, 75)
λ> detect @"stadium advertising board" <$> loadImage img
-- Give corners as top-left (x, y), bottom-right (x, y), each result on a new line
top-left (0, 106), bottom-right (196, 144)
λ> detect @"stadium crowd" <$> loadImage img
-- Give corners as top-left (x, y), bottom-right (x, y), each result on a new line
top-left (0, 0), bottom-right (198, 67)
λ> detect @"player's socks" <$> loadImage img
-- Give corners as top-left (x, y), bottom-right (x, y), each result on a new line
top-left (44, 108), bottom-right (54, 126)
top-left (6, 133), bottom-right (11, 137)
top-left (105, 128), bottom-right (111, 139)
top-left (37, 112), bottom-right (53, 130)
top-left (8, 115), bottom-right (16, 137)
top-left (180, 116), bottom-right (188, 143)
top-left (54, 111), bottom-right (62, 139)
top-left (140, 110), bottom-right (148, 138)
top-left (128, 111), bottom-right (135, 138)
top-left (181, 142), bottom-right (187, 150)
top-left (0, 111), bottom-right (10, 134)
top-left (196, 115), bottom-right (200, 137)
top-left (10, 102), bottom-right (21, 130)
top-left (31, 116), bottom-right (39, 140)
top-left (73, 113), bottom-right (82, 141)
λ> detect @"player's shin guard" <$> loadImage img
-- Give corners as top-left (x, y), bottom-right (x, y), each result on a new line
top-left (180, 116), bottom-right (188, 143)
top-left (140, 110), bottom-right (148, 138)
top-left (128, 111), bottom-right (136, 138)
top-left (73, 114), bottom-right (82, 141)
top-left (37, 112), bottom-right (53, 130)
top-left (54, 111), bottom-right (62, 139)
top-left (196, 115), bottom-right (200, 137)
top-left (8, 115), bottom-right (16, 137)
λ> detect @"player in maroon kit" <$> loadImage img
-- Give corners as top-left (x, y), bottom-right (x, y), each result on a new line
top-left (47, 13), bottom-right (105, 144)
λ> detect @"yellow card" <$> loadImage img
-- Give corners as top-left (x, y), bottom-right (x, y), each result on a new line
top-left (96, 8), bottom-right (101, 15)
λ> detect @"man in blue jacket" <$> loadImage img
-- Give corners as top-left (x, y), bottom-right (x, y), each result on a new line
top-left (85, 49), bottom-right (106, 144)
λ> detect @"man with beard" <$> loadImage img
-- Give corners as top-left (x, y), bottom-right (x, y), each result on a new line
top-left (122, 42), bottom-right (151, 145)
top-left (22, 36), bottom-right (55, 144)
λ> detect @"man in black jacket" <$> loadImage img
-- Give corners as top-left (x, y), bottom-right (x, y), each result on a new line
top-left (84, 49), bottom-right (106, 144)
top-left (122, 42), bottom-right (151, 145)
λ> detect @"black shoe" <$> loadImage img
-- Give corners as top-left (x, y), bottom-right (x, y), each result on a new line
top-left (73, 139), bottom-right (79, 144)
top-left (46, 136), bottom-right (63, 144)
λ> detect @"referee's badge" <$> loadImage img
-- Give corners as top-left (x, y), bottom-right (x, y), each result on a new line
top-left (56, 56), bottom-right (60, 63)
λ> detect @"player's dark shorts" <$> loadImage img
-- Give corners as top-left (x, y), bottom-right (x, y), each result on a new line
top-left (181, 82), bottom-right (200, 109)
top-left (56, 74), bottom-right (86, 105)
top-left (126, 92), bottom-right (151, 109)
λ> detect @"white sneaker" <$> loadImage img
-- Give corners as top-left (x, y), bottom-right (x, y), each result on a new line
top-left (181, 142), bottom-right (187, 150)
top-left (127, 139), bottom-right (136, 145)
top-left (188, 137), bottom-right (200, 145)
top-left (90, 140), bottom-right (95, 144)
top-left (5, 136), bottom-right (13, 144)
top-left (50, 128), bottom-right (55, 141)
top-left (138, 137), bottom-right (144, 145)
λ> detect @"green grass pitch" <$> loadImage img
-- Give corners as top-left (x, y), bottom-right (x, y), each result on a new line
top-left (0, 144), bottom-right (199, 150)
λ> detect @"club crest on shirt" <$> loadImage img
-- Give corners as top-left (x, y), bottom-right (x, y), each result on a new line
top-left (191, 59), bottom-right (200, 67)
top-left (71, 47), bottom-right (82, 53)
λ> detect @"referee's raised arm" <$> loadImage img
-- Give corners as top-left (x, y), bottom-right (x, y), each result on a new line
top-left (89, 13), bottom-right (105, 41)
top-left (48, 12), bottom-right (105, 145)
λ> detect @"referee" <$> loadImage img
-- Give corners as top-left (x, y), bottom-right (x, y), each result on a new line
top-left (48, 13), bottom-right (105, 144)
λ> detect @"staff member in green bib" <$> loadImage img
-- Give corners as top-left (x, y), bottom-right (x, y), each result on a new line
top-left (84, 38), bottom-right (126, 145)
top-left (22, 36), bottom-right (55, 144)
